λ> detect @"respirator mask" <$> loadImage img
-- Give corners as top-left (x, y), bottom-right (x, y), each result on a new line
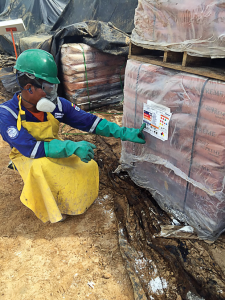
top-left (36, 81), bottom-right (58, 113)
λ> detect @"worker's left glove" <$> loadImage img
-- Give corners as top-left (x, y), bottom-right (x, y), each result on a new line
top-left (96, 119), bottom-right (146, 144)
top-left (44, 139), bottom-right (96, 163)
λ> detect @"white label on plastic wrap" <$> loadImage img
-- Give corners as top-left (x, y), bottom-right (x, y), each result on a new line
top-left (143, 101), bottom-right (172, 141)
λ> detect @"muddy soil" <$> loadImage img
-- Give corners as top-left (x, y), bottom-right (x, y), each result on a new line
top-left (0, 80), bottom-right (225, 300)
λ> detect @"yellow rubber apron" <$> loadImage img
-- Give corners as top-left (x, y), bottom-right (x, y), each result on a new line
top-left (9, 97), bottom-right (99, 223)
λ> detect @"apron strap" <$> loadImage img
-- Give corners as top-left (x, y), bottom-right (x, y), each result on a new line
top-left (17, 96), bottom-right (26, 131)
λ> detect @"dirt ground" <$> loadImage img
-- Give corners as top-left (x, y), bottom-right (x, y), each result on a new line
top-left (0, 82), bottom-right (134, 299)
top-left (0, 80), bottom-right (225, 300)
top-left (0, 140), bottom-right (135, 300)
top-left (0, 142), bottom-right (135, 300)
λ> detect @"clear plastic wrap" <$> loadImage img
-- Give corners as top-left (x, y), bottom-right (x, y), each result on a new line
top-left (132, 0), bottom-right (225, 58)
top-left (121, 59), bottom-right (225, 241)
top-left (61, 43), bottom-right (126, 109)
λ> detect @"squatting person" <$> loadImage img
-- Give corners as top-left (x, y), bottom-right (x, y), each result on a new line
top-left (0, 49), bottom-right (146, 223)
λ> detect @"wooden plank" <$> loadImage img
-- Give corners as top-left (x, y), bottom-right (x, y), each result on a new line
top-left (182, 51), bottom-right (211, 67)
top-left (76, 94), bottom-right (124, 111)
top-left (163, 51), bottom-right (183, 63)
top-left (130, 43), bottom-right (164, 57)
top-left (129, 43), bottom-right (149, 56)
top-left (182, 52), bottom-right (188, 67)
top-left (129, 54), bottom-right (225, 81)
top-left (128, 42), bottom-right (132, 56)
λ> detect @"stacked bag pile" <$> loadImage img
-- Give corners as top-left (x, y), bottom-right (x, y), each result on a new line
top-left (61, 43), bottom-right (126, 110)
top-left (121, 0), bottom-right (225, 241)
top-left (132, 0), bottom-right (225, 57)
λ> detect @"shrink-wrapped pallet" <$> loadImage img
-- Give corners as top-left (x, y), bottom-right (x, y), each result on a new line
top-left (61, 43), bottom-right (126, 110)
top-left (132, 0), bottom-right (225, 58)
top-left (121, 59), bottom-right (225, 241)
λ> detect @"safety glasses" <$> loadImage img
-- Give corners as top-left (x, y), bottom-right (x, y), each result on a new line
top-left (41, 82), bottom-right (58, 98)
top-left (16, 71), bottom-right (58, 96)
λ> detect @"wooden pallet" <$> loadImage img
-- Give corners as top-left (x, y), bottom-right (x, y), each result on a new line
top-left (129, 42), bottom-right (225, 81)
top-left (67, 94), bottom-right (123, 111)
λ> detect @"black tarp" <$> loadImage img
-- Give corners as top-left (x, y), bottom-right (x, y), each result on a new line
top-left (0, 0), bottom-right (70, 55)
top-left (0, 1), bottom-right (132, 96)
top-left (38, 21), bottom-right (129, 97)
top-left (0, 0), bottom-right (137, 56)
top-left (1, 20), bottom-right (130, 95)
top-left (52, 0), bottom-right (138, 34)
top-left (39, 21), bottom-right (130, 65)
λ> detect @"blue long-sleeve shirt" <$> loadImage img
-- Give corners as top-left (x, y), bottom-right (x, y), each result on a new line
top-left (0, 92), bottom-right (101, 158)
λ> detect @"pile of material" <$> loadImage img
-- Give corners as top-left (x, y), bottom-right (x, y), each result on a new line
top-left (0, 54), bottom-right (16, 68)
top-left (121, 59), bottom-right (225, 241)
top-left (61, 43), bottom-right (126, 110)
top-left (132, 0), bottom-right (225, 57)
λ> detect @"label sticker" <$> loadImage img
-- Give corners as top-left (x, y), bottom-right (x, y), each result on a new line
top-left (54, 113), bottom-right (64, 119)
top-left (6, 126), bottom-right (19, 139)
top-left (143, 101), bottom-right (172, 141)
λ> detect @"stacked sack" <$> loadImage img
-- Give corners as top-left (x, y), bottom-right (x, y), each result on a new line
top-left (121, 59), bottom-right (225, 241)
top-left (132, 0), bottom-right (225, 57)
top-left (61, 43), bottom-right (126, 110)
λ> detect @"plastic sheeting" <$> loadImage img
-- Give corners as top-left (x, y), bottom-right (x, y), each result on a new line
top-left (51, 0), bottom-right (138, 33)
top-left (39, 21), bottom-right (130, 66)
top-left (131, 0), bottom-right (225, 58)
top-left (121, 59), bottom-right (225, 241)
top-left (38, 21), bottom-right (130, 98)
top-left (0, 0), bottom-right (69, 55)
top-left (61, 43), bottom-right (126, 109)
top-left (0, 0), bottom-right (136, 56)
top-left (0, 21), bottom-right (130, 97)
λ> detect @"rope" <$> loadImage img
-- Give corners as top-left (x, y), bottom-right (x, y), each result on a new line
top-left (61, 132), bottom-right (91, 136)
top-left (79, 44), bottom-right (91, 110)
top-left (89, 111), bottom-right (123, 115)
top-left (183, 78), bottom-right (209, 213)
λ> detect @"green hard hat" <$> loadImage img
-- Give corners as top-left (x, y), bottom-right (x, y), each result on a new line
top-left (14, 49), bottom-right (60, 84)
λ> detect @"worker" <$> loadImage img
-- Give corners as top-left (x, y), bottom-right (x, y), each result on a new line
top-left (0, 49), bottom-right (146, 223)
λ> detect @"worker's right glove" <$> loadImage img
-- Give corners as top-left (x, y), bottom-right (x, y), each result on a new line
top-left (44, 139), bottom-right (96, 163)
top-left (96, 119), bottom-right (146, 144)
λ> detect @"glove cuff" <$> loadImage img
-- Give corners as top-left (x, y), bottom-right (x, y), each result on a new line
top-left (96, 119), bottom-right (122, 138)
top-left (44, 141), bottom-right (50, 157)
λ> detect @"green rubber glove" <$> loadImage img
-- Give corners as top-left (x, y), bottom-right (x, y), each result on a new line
top-left (96, 119), bottom-right (146, 144)
top-left (44, 139), bottom-right (96, 163)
